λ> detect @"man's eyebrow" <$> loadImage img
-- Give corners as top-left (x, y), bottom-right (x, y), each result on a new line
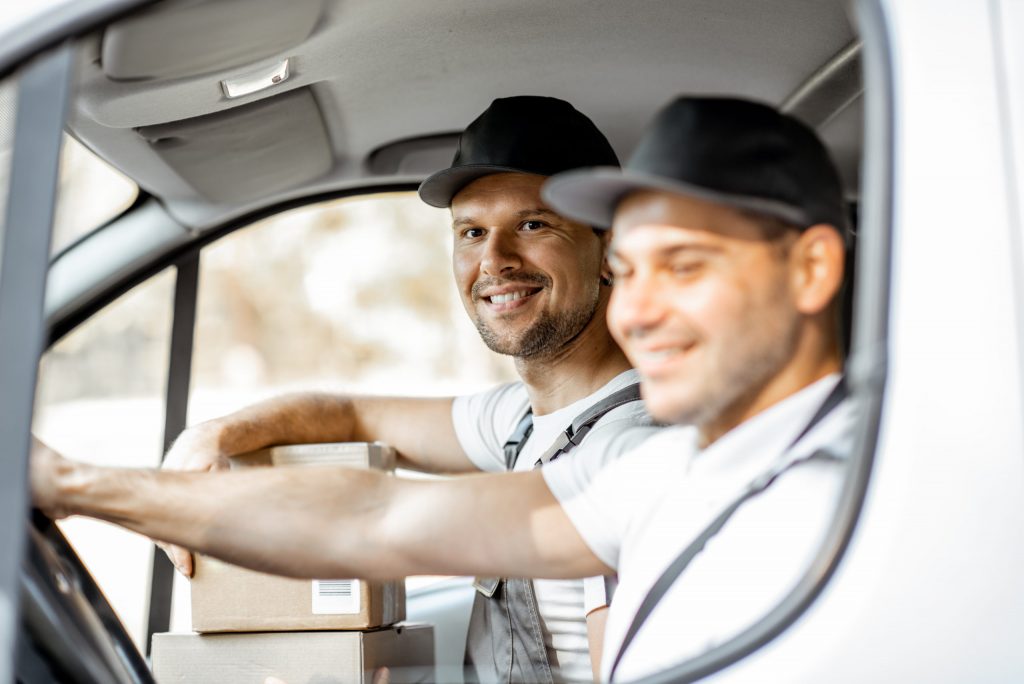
top-left (610, 242), bottom-right (723, 259)
top-left (514, 207), bottom-right (561, 221)
top-left (452, 207), bottom-right (560, 229)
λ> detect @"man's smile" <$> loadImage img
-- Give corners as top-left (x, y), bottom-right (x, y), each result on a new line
top-left (478, 285), bottom-right (543, 312)
top-left (628, 340), bottom-right (698, 378)
top-left (473, 275), bottom-right (549, 314)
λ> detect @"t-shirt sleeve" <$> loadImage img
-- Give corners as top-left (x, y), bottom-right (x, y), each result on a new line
top-left (542, 440), bottom-right (633, 570)
top-left (451, 382), bottom-right (530, 473)
top-left (583, 575), bottom-right (618, 614)
top-left (543, 429), bottom-right (678, 571)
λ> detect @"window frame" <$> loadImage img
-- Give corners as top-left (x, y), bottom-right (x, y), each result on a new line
top-left (0, 42), bottom-right (78, 682)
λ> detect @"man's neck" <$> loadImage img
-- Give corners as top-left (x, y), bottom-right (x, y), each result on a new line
top-left (698, 339), bottom-right (843, 448)
top-left (514, 319), bottom-right (632, 416)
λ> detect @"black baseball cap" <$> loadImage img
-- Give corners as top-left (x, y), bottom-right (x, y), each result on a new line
top-left (542, 96), bottom-right (848, 235)
top-left (418, 95), bottom-right (620, 208)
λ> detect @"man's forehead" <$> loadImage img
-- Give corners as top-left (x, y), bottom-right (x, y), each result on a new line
top-left (610, 190), bottom-right (770, 246)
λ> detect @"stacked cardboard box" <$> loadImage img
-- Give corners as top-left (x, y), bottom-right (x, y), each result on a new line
top-left (151, 442), bottom-right (435, 684)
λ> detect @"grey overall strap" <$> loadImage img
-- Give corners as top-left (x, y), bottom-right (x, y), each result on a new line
top-left (609, 377), bottom-right (848, 681)
top-left (534, 382), bottom-right (643, 467)
top-left (503, 410), bottom-right (535, 471)
top-left (506, 382), bottom-right (643, 471)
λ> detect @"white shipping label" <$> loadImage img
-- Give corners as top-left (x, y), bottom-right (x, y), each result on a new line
top-left (311, 579), bottom-right (361, 614)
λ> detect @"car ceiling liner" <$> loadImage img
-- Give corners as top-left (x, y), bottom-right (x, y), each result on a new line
top-left (101, 0), bottom-right (325, 82)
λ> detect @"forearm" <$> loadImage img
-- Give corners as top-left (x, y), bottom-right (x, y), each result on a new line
top-left (204, 392), bottom-right (360, 456)
top-left (586, 606), bottom-right (609, 682)
top-left (55, 461), bottom-right (400, 579)
top-left (46, 460), bottom-right (607, 581)
top-left (196, 392), bottom-right (473, 474)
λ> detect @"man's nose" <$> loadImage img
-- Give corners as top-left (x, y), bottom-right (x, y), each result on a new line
top-left (480, 230), bottom-right (522, 276)
top-left (610, 274), bottom-right (666, 338)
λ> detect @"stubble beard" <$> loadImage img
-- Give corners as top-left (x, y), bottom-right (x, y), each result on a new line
top-left (473, 282), bottom-right (601, 360)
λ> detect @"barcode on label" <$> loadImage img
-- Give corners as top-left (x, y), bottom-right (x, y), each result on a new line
top-left (312, 579), bottom-right (361, 614)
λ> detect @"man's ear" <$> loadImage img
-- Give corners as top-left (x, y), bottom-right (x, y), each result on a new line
top-left (599, 229), bottom-right (614, 285)
top-left (790, 224), bottom-right (845, 315)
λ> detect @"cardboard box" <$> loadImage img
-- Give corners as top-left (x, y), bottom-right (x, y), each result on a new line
top-left (191, 556), bottom-right (406, 632)
top-left (192, 442), bottom-right (402, 632)
top-left (151, 624), bottom-right (434, 684)
top-left (229, 442), bottom-right (396, 471)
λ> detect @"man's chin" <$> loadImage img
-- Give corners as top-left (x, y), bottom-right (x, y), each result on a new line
top-left (475, 326), bottom-right (529, 357)
top-left (641, 385), bottom-right (704, 426)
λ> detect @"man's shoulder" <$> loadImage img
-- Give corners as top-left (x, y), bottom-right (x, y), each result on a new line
top-left (455, 380), bottom-right (530, 422)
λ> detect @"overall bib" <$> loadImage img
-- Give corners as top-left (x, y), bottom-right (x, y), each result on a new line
top-left (465, 384), bottom-right (642, 683)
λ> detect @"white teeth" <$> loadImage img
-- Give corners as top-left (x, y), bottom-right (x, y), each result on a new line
top-left (489, 290), bottom-right (531, 304)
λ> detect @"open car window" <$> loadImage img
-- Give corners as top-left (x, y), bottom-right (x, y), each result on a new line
top-left (33, 190), bottom-right (520, 648)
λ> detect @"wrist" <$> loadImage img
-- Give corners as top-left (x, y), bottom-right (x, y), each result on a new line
top-left (197, 418), bottom-right (230, 457)
top-left (53, 458), bottom-right (98, 516)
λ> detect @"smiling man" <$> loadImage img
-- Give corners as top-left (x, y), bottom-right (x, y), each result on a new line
top-left (155, 96), bottom-right (658, 683)
top-left (32, 96), bottom-right (854, 681)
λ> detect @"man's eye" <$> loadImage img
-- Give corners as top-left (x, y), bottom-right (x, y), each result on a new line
top-left (671, 261), bottom-right (704, 277)
top-left (462, 227), bottom-right (485, 239)
top-left (521, 220), bottom-right (547, 231)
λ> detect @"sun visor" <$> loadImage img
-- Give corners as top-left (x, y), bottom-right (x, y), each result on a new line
top-left (102, 0), bottom-right (324, 82)
top-left (136, 88), bottom-right (333, 203)
top-left (366, 133), bottom-right (461, 176)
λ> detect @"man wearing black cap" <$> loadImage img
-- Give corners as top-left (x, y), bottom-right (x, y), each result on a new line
top-left (154, 95), bottom-right (658, 683)
top-left (32, 96), bottom-right (854, 681)
top-left (536, 96), bottom-right (852, 680)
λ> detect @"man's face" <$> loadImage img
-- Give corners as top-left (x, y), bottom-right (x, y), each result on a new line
top-left (451, 173), bottom-right (605, 359)
top-left (607, 190), bottom-right (801, 426)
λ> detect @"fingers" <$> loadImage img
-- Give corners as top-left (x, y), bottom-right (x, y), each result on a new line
top-left (172, 544), bottom-right (194, 577)
top-left (162, 424), bottom-right (228, 473)
top-left (156, 541), bottom-right (194, 578)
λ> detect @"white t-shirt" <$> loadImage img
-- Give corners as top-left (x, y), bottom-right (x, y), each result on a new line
top-left (543, 374), bottom-right (855, 681)
top-left (453, 369), bottom-right (660, 682)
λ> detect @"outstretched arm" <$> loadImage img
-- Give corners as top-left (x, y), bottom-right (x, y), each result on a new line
top-left (160, 392), bottom-right (472, 575)
top-left (31, 441), bottom-right (608, 582)
top-left (167, 392), bottom-right (472, 475)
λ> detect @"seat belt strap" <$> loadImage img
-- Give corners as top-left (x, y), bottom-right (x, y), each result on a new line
top-left (608, 377), bottom-right (848, 681)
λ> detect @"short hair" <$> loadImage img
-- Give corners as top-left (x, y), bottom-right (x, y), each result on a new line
top-left (739, 210), bottom-right (802, 242)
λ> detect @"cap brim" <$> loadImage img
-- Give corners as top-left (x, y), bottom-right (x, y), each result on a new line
top-left (542, 167), bottom-right (811, 230)
top-left (418, 164), bottom-right (537, 208)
